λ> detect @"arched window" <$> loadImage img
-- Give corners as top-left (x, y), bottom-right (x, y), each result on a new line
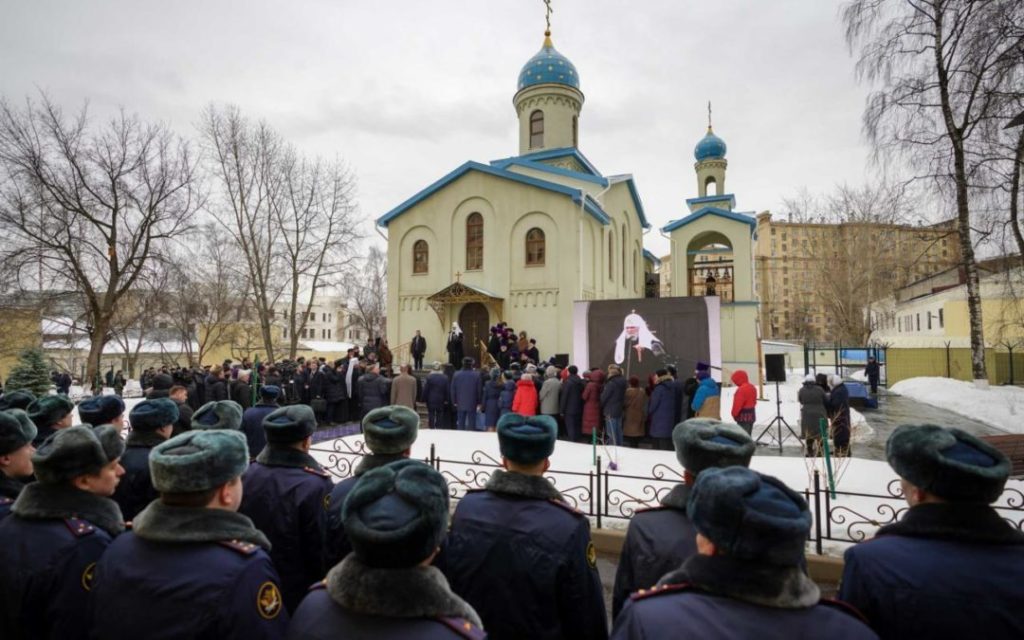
top-left (412, 239), bottom-right (429, 274)
top-left (526, 228), bottom-right (545, 265)
top-left (621, 224), bottom-right (627, 286)
top-left (466, 212), bottom-right (483, 270)
top-left (608, 230), bottom-right (614, 280)
top-left (529, 110), bottom-right (544, 149)
top-left (572, 115), bottom-right (578, 147)
top-left (704, 175), bottom-right (717, 196)
top-left (633, 248), bottom-right (639, 292)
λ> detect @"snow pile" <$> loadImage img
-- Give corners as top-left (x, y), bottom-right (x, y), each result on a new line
top-left (890, 377), bottom-right (1022, 434)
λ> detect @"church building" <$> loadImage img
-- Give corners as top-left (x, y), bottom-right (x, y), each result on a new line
top-left (377, 31), bottom-right (650, 363)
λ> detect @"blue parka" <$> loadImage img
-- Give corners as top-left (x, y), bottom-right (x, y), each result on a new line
top-left (646, 377), bottom-right (677, 439)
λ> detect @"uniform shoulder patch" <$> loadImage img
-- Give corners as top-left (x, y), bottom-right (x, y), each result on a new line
top-left (435, 616), bottom-right (487, 639)
top-left (547, 498), bottom-right (584, 517)
top-left (629, 582), bottom-right (696, 602)
top-left (218, 539), bottom-right (259, 555)
top-left (64, 517), bottom-right (96, 537)
top-left (303, 465), bottom-right (331, 478)
top-left (586, 541), bottom-right (597, 568)
top-left (81, 561), bottom-right (97, 591)
top-left (818, 598), bottom-right (871, 624)
top-left (256, 581), bottom-right (283, 620)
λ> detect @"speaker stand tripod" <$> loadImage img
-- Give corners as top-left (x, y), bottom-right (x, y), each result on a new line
top-left (756, 379), bottom-right (802, 452)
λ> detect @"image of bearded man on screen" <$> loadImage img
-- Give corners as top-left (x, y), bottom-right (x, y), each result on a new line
top-left (613, 312), bottom-right (674, 376)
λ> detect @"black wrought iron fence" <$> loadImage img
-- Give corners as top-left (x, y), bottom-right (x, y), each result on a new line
top-left (311, 439), bottom-right (1024, 553)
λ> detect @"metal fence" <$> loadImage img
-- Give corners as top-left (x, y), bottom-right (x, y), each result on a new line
top-left (312, 439), bottom-right (1024, 554)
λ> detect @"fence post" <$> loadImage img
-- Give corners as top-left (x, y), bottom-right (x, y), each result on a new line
top-left (813, 471), bottom-right (823, 555)
top-left (804, 342), bottom-right (809, 377)
top-left (1009, 344), bottom-right (1015, 386)
top-left (834, 344), bottom-right (840, 375)
top-left (430, 443), bottom-right (437, 470)
top-left (945, 341), bottom-right (952, 378)
top-left (596, 455), bottom-right (603, 529)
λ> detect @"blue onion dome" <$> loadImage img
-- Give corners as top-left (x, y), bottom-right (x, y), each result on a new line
top-left (517, 31), bottom-right (580, 91)
top-left (694, 127), bottom-right (727, 161)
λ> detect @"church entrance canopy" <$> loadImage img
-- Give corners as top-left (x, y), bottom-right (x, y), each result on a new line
top-left (426, 281), bottom-right (504, 327)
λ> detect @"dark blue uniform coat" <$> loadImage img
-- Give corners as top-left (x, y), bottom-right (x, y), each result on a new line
top-left (423, 371), bottom-right (450, 409)
top-left (323, 453), bottom-right (405, 569)
top-left (0, 483), bottom-right (124, 640)
top-left (613, 555), bottom-right (877, 640)
top-left (0, 474), bottom-right (28, 522)
top-left (90, 501), bottom-right (289, 639)
top-left (287, 555), bottom-right (485, 639)
top-left (450, 368), bottom-right (481, 411)
top-left (239, 446), bottom-right (333, 613)
top-left (482, 381), bottom-right (502, 427)
top-left (439, 470), bottom-right (607, 640)
top-left (647, 378), bottom-right (677, 439)
top-left (612, 483), bottom-right (697, 617)
top-left (111, 430), bottom-right (166, 522)
top-left (839, 502), bottom-right (1024, 639)
top-left (240, 402), bottom-right (278, 457)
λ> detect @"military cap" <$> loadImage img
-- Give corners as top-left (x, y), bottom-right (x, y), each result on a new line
top-left (78, 395), bottom-right (126, 426)
top-left (497, 413), bottom-right (557, 465)
top-left (0, 409), bottom-right (36, 455)
top-left (342, 459), bottom-right (449, 568)
top-left (27, 395), bottom-right (74, 428)
top-left (259, 385), bottom-right (281, 400)
top-left (887, 424), bottom-right (1011, 504)
top-left (362, 405), bottom-right (419, 455)
top-left (0, 389), bottom-right (36, 411)
top-left (688, 466), bottom-right (811, 566)
top-left (673, 418), bottom-right (755, 475)
top-left (262, 405), bottom-right (317, 444)
top-left (150, 373), bottom-right (173, 391)
top-left (33, 424), bottom-right (125, 484)
top-left (130, 398), bottom-right (180, 432)
top-left (149, 429), bottom-right (249, 493)
top-left (191, 400), bottom-right (243, 431)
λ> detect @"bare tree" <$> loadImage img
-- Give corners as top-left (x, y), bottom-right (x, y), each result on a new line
top-left (843, 0), bottom-right (1023, 382)
top-left (348, 246), bottom-right (387, 343)
top-left (201, 104), bottom-right (361, 361)
top-left (0, 96), bottom-right (201, 385)
top-left (107, 263), bottom-right (170, 377)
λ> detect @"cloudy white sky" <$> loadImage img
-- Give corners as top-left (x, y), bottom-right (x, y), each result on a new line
top-left (0, 0), bottom-right (876, 257)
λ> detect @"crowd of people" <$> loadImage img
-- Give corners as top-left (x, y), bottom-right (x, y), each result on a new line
top-left (0, 376), bottom-right (1021, 638)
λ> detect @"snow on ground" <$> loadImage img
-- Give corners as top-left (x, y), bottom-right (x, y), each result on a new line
top-left (312, 426), bottom-right (1023, 554)
top-left (890, 377), bottom-right (1024, 434)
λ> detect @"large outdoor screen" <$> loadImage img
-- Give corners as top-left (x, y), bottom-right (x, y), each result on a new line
top-left (572, 297), bottom-right (722, 381)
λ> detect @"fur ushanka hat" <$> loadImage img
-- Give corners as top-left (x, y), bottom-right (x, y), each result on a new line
top-left (0, 409), bottom-right (36, 455)
top-left (130, 398), bottom-right (180, 432)
top-left (0, 390), bottom-right (36, 412)
top-left (191, 400), bottom-right (244, 431)
top-left (27, 395), bottom-right (74, 428)
top-left (78, 395), bottom-right (126, 426)
top-left (32, 424), bottom-right (125, 484)
top-left (149, 429), bottom-right (249, 493)
top-left (673, 418), bottom-right (755, 475)
top-left (497, 414), bottom-right (557, 465)
top-left (262, 405), bottom-right (317, 445)
top-left (362, 405), bottom-right (419, 455)
top-left (886, 424), bottom-right (1010, 504)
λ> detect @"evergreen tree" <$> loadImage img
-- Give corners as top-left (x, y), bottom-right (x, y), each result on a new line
top-left (5, 347), bottom-right (54, 396)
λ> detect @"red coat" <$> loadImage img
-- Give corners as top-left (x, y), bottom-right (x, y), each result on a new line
top-left (581, 370), bottom-right (605, 435)
top-left (511, 376), bottom-right (539, 416)
top-left (730, 370), bottom-right (757, 421)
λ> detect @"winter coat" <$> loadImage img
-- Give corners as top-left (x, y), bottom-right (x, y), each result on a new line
top-left (729, 370), bottom-right (757, 423)
top-left (681, 377), bottom-right (699, 420)
top-left (623, 387), bottom-right (647, 438)
top-left (421, 372), bottom-right (449, 409)
top-left (205, 375), bottom-right (228, 402)
top-left (446, 334), bottom-right (464, 367)
top-left (581, 371), bottom-right (605, 435)
top-left (560, 374), bottom-right (585, 417)
top-left (828, 382), bottom-right (851, 449)
top-left (438, 470), bottom-right (607, 640)
top-left (111, 431), bottom-right (166, 522)
top-left (357, 373), bottom-right (388, 415)
top-left (691, 376), bottom-right (720, 419)
top-left (840, 503), bottom-right (1024, 639)
top-left (498, 380), bottom-right (516, 416)
top-left (798, 382), bottom-right (829, 439)
top-left (231, 379), bottom-right (253, 410)
top-left (410, 335), bottom-right (427, 357)
top-left (539, 376), bottom-right (562, 416)
top-left (323, 367), bottom-right (347, 402)
top-left (865, 360), bottom-right (880, 382)
top-left (601, 371), bottom-right (628, 419)
top-left (389, 373), bottom-right (418, 409)
top-left (512, 376), bottom-right (539, 416)
top-left (241, 402), bottom-right (277, 457)
top-left (613, 555), bottom-right (876, 640)
top-left (483, 380), bottom-right (503, 426)
top-left (450, 368), bottom-right (481, 411)
top-left (647, 376), bottom-right (677, 439)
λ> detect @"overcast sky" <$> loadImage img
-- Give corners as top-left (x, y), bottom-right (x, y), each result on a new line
top-left (0, 0), bottom-right (876, 257)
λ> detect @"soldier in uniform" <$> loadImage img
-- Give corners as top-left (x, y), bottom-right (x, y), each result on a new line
top-left (612, 418), bottom-right (754, 617)
top-left (288, 459), bottom-right (485, 639)
top-left (27, 394), bottom-right (74, 447)
top-left (239, 404), bottom-right (333, 613)
top-left (191, 399), bottom-right (244, 431)
top-left (612, 466), bottom-right (876, 639)
top-left (0, 424), bottom-right (125, 640)
top-left (77, 394), bottom-right (126, 433)
top-left (324, 404), bottom-right (419, 568)
top-left (0, 410), bottom-right (37, 521)
top-left (111, 398), bottom-right (178, 521)
top-left (839, 425), bottom-right (1024, 638)
top-left (439, 413), bottom-right (607, 640)
top-left (90, 429), bottom-right (289, 638)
